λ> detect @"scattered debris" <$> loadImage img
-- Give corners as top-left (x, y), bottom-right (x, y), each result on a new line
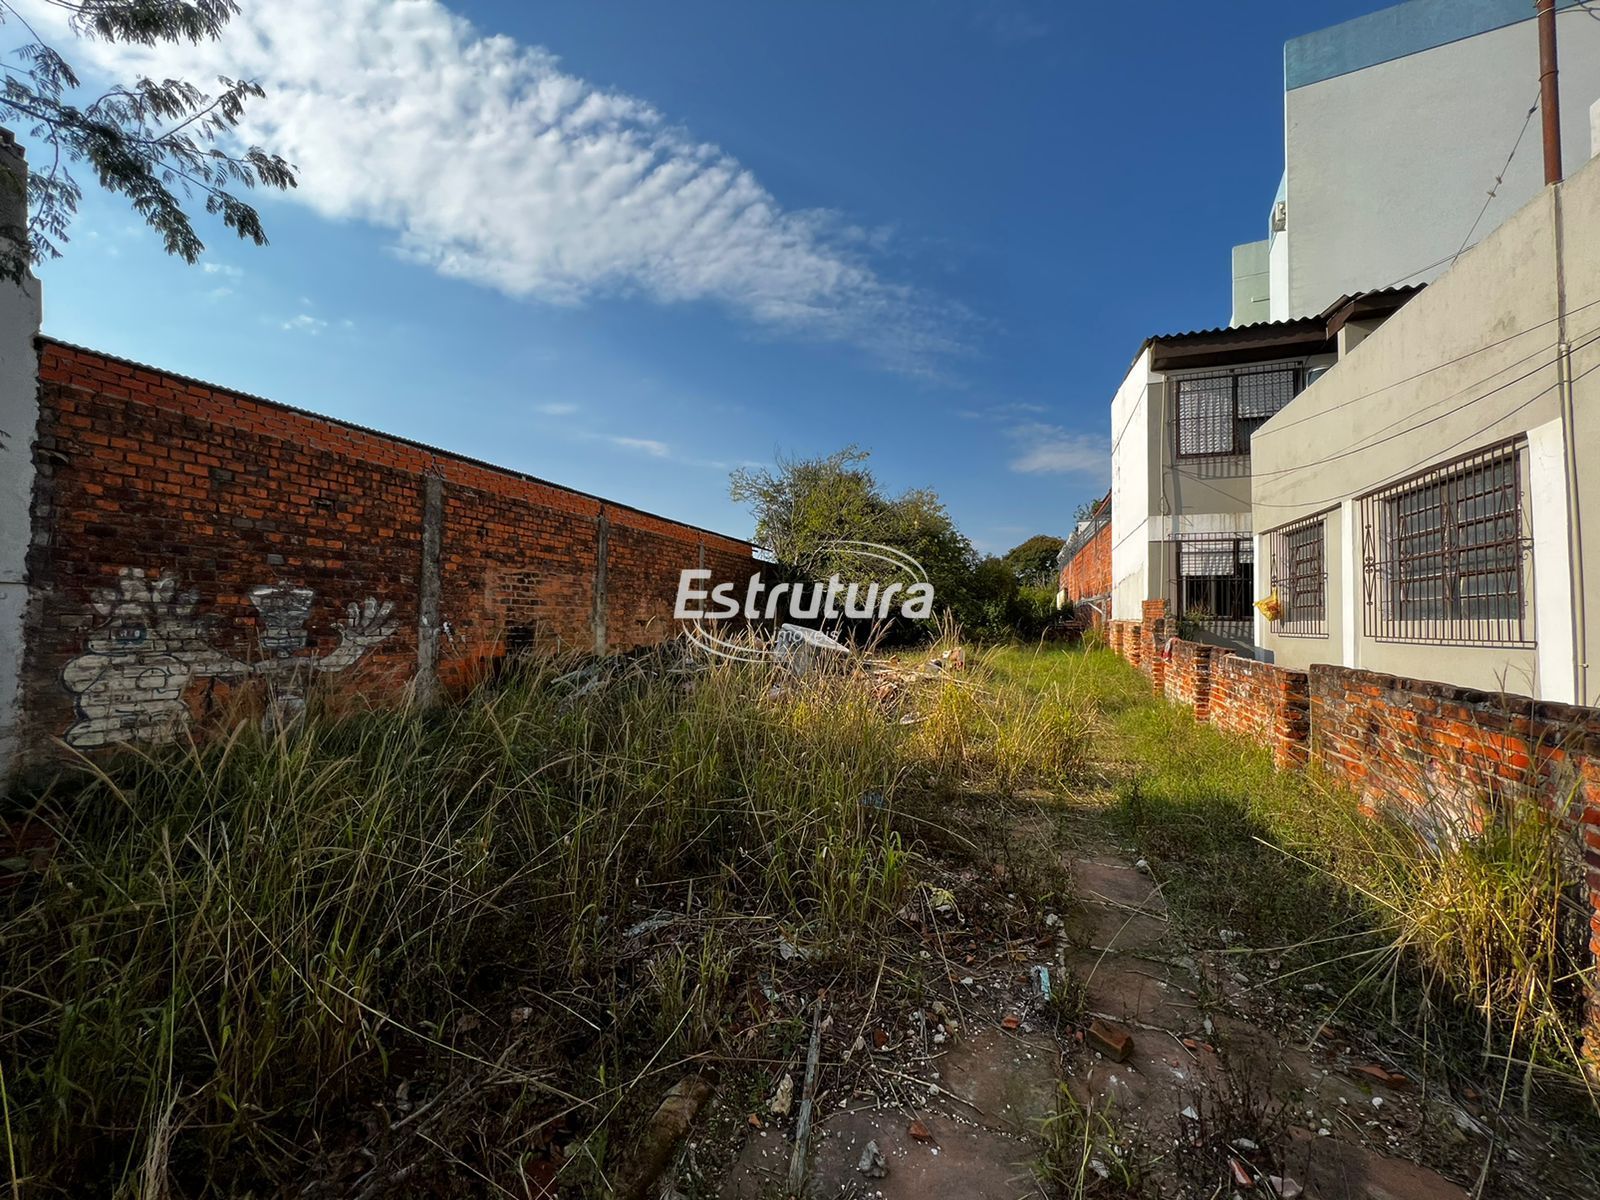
top-left (768, 1074), bottom-right (794, 1117)
top-left (1355, 1063), bottom-right (1410, 1089)
top-left (613, 1075), bottom-right (714, 1200)
top-left (907, 1119), bottom-right (934, 1143)
top-left (1229, 1155), bottom-right (1255, 1188)
top-left (623, 911), bottom-right (678, 939)
top-left (1001, 1014), bottom-right (1022, 1031)
top-left (857, 1140), bottom-right (888, 1179)
top-left (1087, 1017), bottom-right (1133, 1062)
top-left (787, 999), bottom-right (825, 1196)
top-left (774, 623), bottom-right (850, 674)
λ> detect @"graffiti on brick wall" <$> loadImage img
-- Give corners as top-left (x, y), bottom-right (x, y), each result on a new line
top-left (61, 568), bottom-right (397, 749)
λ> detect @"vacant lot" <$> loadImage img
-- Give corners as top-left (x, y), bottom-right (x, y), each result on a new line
top-left (2, 642), bottom-right (1595, 1197)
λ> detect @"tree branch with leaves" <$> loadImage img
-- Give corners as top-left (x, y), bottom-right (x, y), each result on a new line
top-left (0, 0), bottom-right (294, 281)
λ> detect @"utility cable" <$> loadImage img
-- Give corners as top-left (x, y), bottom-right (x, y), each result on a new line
top-left (1452, 89), bottom-right (1541, 268)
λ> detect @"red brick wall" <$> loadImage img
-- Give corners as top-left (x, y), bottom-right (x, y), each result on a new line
top-left (1210, 654), bottom-right (1310, 770)
top-left (1059, 520), bottom-right (1111, 606)
top-left (1097, 637), bottom-right (1600, 1052)
top-left (1307, 664), bottom-right (1600, 1049)
top-left (1163, 639), bottom-right (1220, 720)
top-left (21, 339), bottom-right (754, 756)
top-left (1140, 599), bottom-right (1172, 690)
top-left (1109, 619), bottom-right (1141, 668)
top-left (1307, 665), bottom-right (1595, 821)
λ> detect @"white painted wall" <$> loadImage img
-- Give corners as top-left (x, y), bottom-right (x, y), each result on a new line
top-left (0, 249), bottom-right (40, 782)
top-left (1254, 153), bottom-right (1600, 701)
top-left (0, 289), bottom-right (38, 784)
top-left (1528, 417), bottom-right (1576, 703)
top-left (1283, 9), bottom-right (1600, 318)
top-left (1268, 227), bottom-right (1290, 324)
top-left (1109, 349), bottom-right (1152, 621)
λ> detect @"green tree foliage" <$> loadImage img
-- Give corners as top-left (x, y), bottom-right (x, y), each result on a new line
top-left (1000, 533), bottom-right (1065, 586)
top-left (731, 448), bottom-right (1065, 640)
top-left (730, 446), bottom-right (980, 610)
top-left (0, 0), bottom-right (295, 280)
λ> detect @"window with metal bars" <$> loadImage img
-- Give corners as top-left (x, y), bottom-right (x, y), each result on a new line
top-left (1177, 535), bottom-right (1254, 636)
top-left (1266, 517), bottom-right (1326, 637)
top-left (1174, 366), bottom-right (1300, 457)
top-left (1360, 440), bottom-right (1532, 646)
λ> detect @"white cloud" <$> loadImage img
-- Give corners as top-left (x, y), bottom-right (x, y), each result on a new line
top-left (536, 402), bottom-right (578, 416)
top-left (202, 262), bottom-right (243, 278)
top-left (608, 436), bottom-right (670, 458)
top-left (957, 400), bottom-right (1048, 420)
top-left (1006, 422), bottom-right (1107, 476)
top-left (44, 0), bottom-right (962, 372)
top-left (281, 313), bottom-right (328, 334)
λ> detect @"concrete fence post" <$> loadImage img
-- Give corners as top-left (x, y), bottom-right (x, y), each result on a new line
top-left (592, 507), bottom-right (609, 656)
top-left (0, 130), bottom-right (42, 787)
top-left (414, 472), bottom-right (444, 709)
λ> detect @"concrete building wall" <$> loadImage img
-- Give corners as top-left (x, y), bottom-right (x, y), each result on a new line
top-left (0, 138), bottom-right (40, 782)
top-left (1110, 350), bottom-right (1153, 620)
top-left (1254, 153), bottom-right (1600, 702)
top-left (1231, 240), bottom-right (1271, 327)
top-left (1281, 0), bottom-right (1600, 319)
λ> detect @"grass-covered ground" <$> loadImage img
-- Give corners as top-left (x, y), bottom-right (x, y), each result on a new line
top-left (2, 639), bottom-right (1594, 1197)
top-left (991, 645), bottom-right (1596, 1117)
top-left (0, 641), bottom-right (1085, 1197)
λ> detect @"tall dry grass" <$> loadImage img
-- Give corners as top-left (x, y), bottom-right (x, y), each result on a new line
top-left (1047, 645), bottom-right (1596, 1108)
top-left (0, 639), bottom-right (1087, 1196)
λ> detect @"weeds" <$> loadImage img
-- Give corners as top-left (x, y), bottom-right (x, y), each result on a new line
top-left (1020, 646), bottom-right (1597, 1110)
top-left (0, 640), bottom-right (1091, 1196)
top-left (1039, 1086), bottom-right (1146, 1197)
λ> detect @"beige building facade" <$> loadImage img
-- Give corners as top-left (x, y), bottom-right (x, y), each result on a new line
top-left (1252, 154), bottom-right (1600, 703)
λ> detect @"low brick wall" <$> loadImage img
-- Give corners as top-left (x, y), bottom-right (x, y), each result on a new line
top-left (1109, 619), bottom-right (1141, 668)
top-left (1096, 630), bottom-right (1600, 1056)
top-left (1140, 599), bottom-right (1172, 690)
top-left (1308, 664), bottom-right (1600, 1044)
top-left (1307, 662), bottom-right (1599, 839)
top-left (1163, 639), bottom-right (1218, 719)
top-left (1211, 653), bottom-right (1310, 770)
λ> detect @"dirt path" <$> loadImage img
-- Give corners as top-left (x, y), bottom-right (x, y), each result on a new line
top-left (713, 829), bottom-right (1494, 1199)
top-left (705, 649), bottom-right (1593, 1199)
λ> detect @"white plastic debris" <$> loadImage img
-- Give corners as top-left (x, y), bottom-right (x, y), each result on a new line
top-left (858, 1140), bottom-right (888, 1179)
top-left (769, 1074), bottom-right (794, 1117)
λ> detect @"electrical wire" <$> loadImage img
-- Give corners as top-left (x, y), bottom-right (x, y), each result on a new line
top-left (1253, 293), bottom-right (1600, 440)
top-left (1451, 89), bottom-right (1541, 268)
top-left (1247, 318), bottom-right (1600, 480)
top-left (1250, 339), bottom-right (1600, 514)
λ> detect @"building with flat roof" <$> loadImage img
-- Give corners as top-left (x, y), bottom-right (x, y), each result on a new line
top-left (1252, 148), bottom-right (1600, 704)
top-left (1230, 0), bottom-right (1600, 326)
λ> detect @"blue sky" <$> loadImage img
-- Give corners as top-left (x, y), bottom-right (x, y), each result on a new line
top-left (26, 0), bottom-right (1391, 552)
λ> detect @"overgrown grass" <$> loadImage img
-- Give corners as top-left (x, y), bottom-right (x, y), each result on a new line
top-left (992, 646), bottom-right (1597, 1110)
top-left (0, 642), bottom-right (1085, 1197)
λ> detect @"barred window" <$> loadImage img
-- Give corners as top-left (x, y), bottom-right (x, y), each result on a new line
top-left (1175, 367), bottom-right (1299, 457)
top-left (1266, 517), bottom-right (1326, 637)
top-left (1361, 440), bottom-right (1532, 645)
top-left (1178, 535), bottom-right (1253, 636)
